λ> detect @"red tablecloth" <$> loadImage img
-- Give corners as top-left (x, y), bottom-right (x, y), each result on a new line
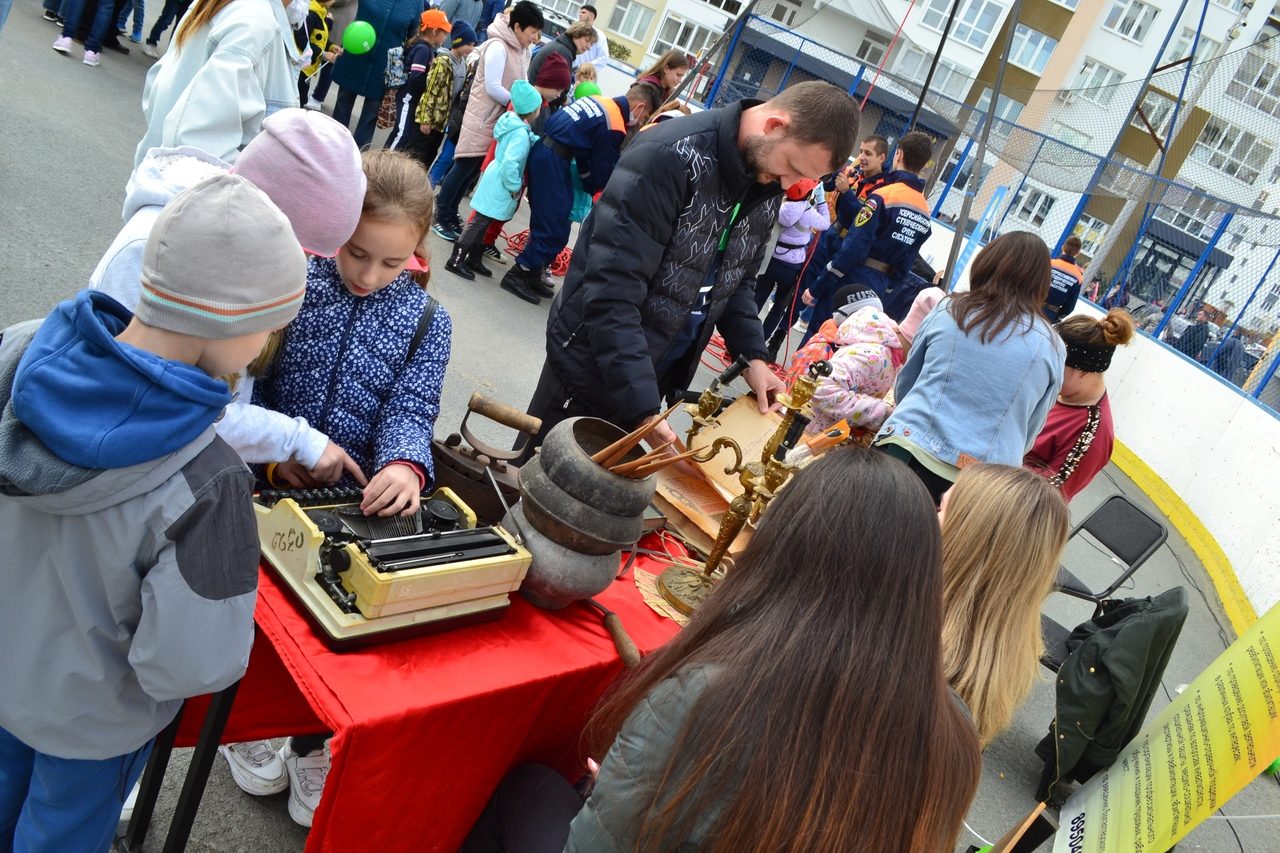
top-left (177, 551), bottom-right (680, 852)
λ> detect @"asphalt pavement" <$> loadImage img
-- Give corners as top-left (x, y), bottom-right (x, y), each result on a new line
top-left (2, 3), bottom-right (1278, 849)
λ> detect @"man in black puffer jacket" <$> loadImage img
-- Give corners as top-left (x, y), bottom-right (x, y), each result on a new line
top-left (520, 81), bottom-right (861, 453)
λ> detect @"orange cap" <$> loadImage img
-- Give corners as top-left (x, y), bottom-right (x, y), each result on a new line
top-left (420, 9), bottom-right (451, 32)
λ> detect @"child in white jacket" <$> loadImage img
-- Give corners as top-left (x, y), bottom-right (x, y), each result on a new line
top-left (96, 108), bottom-right (367, 482)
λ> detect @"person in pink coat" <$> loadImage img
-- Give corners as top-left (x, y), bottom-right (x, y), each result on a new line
top-left (807, 300), bottom-right (907, 442)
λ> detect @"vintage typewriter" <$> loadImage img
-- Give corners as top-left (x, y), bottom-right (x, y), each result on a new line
top-left (255, 486), bottom-right (531, 649)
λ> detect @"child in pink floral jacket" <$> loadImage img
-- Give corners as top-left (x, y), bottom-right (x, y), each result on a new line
top-left (807, 303), bottom-right (907, 441)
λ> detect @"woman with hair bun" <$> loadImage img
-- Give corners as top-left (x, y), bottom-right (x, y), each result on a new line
top-left (1025, 308), bottom-right (1135, 500)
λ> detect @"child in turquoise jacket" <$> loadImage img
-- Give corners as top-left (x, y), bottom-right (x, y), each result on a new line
top-left (445, 79), bottom-right (542, 280)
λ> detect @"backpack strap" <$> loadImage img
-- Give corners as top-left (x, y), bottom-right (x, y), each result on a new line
top-left (406, 295), bottom-right (439, 364)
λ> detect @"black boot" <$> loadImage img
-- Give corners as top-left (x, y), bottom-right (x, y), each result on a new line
top-left (465, 247), bottom-right (492, 278)
top-left (445, 244), bottom-right (474, 281)
top-left (529, 268), bottom-right (555, 298)
top-left (499, 265), bottom-right (543, 304)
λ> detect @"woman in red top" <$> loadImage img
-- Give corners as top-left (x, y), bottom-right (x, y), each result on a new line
top-left (1025, 309), bottom-right (1135, 500)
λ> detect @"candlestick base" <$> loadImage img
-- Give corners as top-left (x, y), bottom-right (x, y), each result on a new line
top-left (656, 564), bottom-right (718, 615)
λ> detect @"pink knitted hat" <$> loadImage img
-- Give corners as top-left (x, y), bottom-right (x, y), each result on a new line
top-left (900, 287), bottom-right (945, 343)
top-left (232, 109), bottom-right (366, 257)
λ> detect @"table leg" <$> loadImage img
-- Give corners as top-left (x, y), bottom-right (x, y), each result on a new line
top-left (161, 678), bottom-right (242, 853)
top-left (121, 708), bottom-right (183, 852)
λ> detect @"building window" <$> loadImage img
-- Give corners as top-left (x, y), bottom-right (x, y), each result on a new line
top-left (539, 0), bottom-right (582, 20)
top-left (1262, 284), bottom-right (1279, 312)
top-left (651, 14), bottom-right (717, 59)
top-left (922, 0), bottom-right (1005, 50)
top-left (894, 47), bottom-right (970, 99)
top-left (856, 31), bottom-right (893, 67)
top-left (975, 86), bottom-right (1023, 124)
top-left (1048, 0), bottom-right (1079, 8)
top-left (767, 0), bottom-right (800, 26)
top-left (1050, 121), bottom-right (1092, 148)
top-left (608, 0), bottom-right (656, 42)
top-left (1130, 89), bottom-right (1175, 136)
top-left (1192, 117), bottom-right (1275, 184)
top-left (1211, 0), bottom-right (1245, 11)
top-left (1154, 195), bottom-right (1222, 240)
top-left (1011, 187), bottom-right (1055, 226)
top-left (1227, 48), bottom-right (1280, 119)
top-left (1010, 25), bottom-right (1057, 75)
top-left (1074, 58), bottom-right (1124, 106)
top-left (1160, 26), bottom-right (1219, 66)
top-left (1073, 214), bottom-right (1109, 256)
top-left (940, 148), bottom-right (992, 191)
top-left (700, 0), bottom-right (742, 15)
top-left (1104, 0), bottom-right (1158, 43)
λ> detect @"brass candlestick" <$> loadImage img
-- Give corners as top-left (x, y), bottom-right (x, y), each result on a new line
top-left (658, 361), bottom-right (831, 615)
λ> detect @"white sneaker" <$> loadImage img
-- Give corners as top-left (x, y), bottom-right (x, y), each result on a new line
top-left (305, 97), bottom-right (324, 111)
top-left (52, 35), bottom-right (73, 54)
top-left (83, 50), bottom-right (101, 66)
top-left (281, 741), bottom-right (329, 828)
top-left (143, 42), bottom-right (160, 58)
top-left (115, 779), bottom-right (140, 837)
top-left (791, 318), bottom-right (809, 334)
top-left (219, 740), bottom-right (289, 796)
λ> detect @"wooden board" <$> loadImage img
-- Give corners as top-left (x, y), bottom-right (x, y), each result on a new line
top-left (653, 467), bottom-right (751, 558)
top-left (687, 397), bottom-right (783, 498)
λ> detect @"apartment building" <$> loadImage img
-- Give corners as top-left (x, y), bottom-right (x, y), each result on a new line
top-left (573, 0), bottom-right (1280, 331)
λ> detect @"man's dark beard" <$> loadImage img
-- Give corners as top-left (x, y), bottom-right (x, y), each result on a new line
top-left (741, 135), bottom-right (778, 181)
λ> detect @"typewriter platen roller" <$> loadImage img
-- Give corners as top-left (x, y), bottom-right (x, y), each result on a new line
top-left (256, 487), bottom-right (531, 649)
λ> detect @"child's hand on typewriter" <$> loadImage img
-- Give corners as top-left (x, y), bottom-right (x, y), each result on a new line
top-left (273, 460), bottom-right (320, 488)
top-left (361, 464), bottom-right (421, 517)
top-left (311, 441), bottom-right (368, 486)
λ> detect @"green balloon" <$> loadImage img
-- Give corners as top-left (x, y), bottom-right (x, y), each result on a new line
top-left (343, 20), bottom-right (376, 55)
top-left (574, 81), bottom-right (602, 100)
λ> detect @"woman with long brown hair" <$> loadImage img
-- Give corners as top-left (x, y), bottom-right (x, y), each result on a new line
top-left (464, 448), bottom-right (981, 852)
top-left (136, 0), bottom-right (302, 167)
top-left (637, 47), bottom-right (691, 101)
top-left (636, 48), bottom-right (693, 122)
top-left (940, 464), bottom-right (1070, 745)
top-left (1026, 309), bottom-right (1135, 500)
top-left (874, 230), bottom-right (1066, 502)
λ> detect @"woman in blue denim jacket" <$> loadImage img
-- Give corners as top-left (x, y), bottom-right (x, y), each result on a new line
top-left (874, 231), bottom-right (1065, 503)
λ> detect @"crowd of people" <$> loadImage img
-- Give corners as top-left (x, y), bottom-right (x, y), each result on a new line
top-left (1, 0), bottom-right (1156, 848)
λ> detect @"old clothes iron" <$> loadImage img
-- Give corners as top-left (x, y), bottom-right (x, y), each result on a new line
top-left (432, 393), bottom-right (541, 525)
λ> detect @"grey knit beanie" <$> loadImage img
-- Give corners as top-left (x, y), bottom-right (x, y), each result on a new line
top-left (138, 174), bottom-right (307, 339)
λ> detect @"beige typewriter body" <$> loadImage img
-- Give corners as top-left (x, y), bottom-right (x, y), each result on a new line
top-left (255, 487), bottom-right (531, 648)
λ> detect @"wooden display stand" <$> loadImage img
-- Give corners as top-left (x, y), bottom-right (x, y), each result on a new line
top-left (652, 398), bottom-right (783, 559)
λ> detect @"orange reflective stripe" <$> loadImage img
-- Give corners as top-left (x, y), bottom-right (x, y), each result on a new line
top-left (592, 96), bottom-right (626, 133)
top-left (1051, 258), bottom-right (1084, 284)
top-left (872, 182), bottom-right (930, 214)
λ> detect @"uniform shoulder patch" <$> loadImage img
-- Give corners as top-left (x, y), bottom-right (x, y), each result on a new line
top-left (854, 197), bottom-right (878, 229)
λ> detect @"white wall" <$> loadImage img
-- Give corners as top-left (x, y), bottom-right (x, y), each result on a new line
top-left (1077, 302), bottom-right (1280, 617)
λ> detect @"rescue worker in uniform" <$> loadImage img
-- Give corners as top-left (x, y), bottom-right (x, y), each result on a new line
top-left (1044, 235), bottom-right (1085, 322)
top-left (800, 131), bottom-right (935, 338)
top-left (498, 82), bottom-right (663, 304)
top-left (792, 135), bottom-right (891, 337)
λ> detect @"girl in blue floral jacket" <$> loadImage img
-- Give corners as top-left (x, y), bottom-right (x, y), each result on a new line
top-left (256, 148), bottom-right (451, 519)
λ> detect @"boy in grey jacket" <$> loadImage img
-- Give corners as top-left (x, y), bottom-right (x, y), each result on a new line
top-left (0, 174), bottom-right (305, 852)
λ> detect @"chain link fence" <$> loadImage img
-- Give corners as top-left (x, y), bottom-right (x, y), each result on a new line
top-left (695, 14), bottom-right (1280, 408)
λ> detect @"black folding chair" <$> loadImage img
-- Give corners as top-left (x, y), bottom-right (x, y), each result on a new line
top-left (1053, 494), bottom-right (1168, 618)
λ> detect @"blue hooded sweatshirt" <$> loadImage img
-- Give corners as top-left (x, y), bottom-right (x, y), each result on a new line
top-left (11, 291), bottom-right (233, 470)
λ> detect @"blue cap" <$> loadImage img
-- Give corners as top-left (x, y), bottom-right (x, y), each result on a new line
top-left (450, 20), bottom-right (477, 48)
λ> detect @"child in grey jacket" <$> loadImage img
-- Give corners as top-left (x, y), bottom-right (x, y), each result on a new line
top-left (0, 175), bottom-right (306, 853)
